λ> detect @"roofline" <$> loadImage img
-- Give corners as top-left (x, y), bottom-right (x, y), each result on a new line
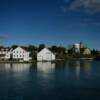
top-left (12, 46), bottom-right (28, 52)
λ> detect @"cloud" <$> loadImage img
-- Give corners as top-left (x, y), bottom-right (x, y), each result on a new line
top-left (0, 34), bottom-right (7, 39)
top-left (64, 0), bottom-right (100, 14)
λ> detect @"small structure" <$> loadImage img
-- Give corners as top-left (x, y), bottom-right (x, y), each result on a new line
top-left (83, 48), bottom-right (91, 55)
top-left (37, 48), bottom-right (55, 61)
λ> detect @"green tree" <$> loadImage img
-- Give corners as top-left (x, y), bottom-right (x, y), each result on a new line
top-left (28, 45), bottom-right (37, 60)
top-left (11, 45), bottom-right (18, 49)
top-left (38, 44), bottom-right (45, 51)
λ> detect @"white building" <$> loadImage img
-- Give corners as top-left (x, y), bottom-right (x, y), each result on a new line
top-left (0, 48), bottom-right (12, 60)
top-left (83, 48), bottom-right (91, 55)
top-left (37, 48), bottom-right (55, 61)
top-left (0, 47), bottom-right (31, 61)
top-left (12, 47), bottom-right (31, 61)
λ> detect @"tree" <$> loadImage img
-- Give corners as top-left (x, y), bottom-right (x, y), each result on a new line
top-left (50, 45), bottom-right (66, 59)
top-left (91, 49), bottom-right (99, 56)
top-left (38, 44), bottom-right (45, 51)
top-left (28, 45), bottom-right (37, 60)
top-left (28, 45), bottom-right (36, 51)
top-left (50, 46), bottom-right (58, 53)
top-left (11, 45), bottom-right (18, 49)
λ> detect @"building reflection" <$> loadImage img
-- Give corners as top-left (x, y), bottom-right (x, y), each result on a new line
top-left (0, 61), bottom-right (91, 75)
top-left (1, 63), bottom-right (31, 72)
top-left (75, 61), bottom-right (81, 79)
top-left (37, 62), bottom-right (55, 73)
top-left (80, 61), bottom-right (91, 75)
top-left (12, 64), bottom-right (31, 72)
top-left (36, 62), bottom-right (55, 92)
top-left (68, 60), bottom-right (91, 78)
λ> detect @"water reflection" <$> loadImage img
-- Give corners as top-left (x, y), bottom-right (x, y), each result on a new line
top-left (75, 61), bottom-right (81, 79)
top-left (36, 62), bottom-right (55, 92)
top-left (0, 61), bottom-right (91, 75)
top-left (68, 60), bottom-right (92, 78)
top-left (37, 62), bottom-right (55, 84)
top-left (11, 64), bottom-right (31, 72)
top-left (0, 61), bottom-right (99, 100)
top-left (80, 61), bottom-right (91, 72)
top-left (37, 62), bottom-right (55, 73)
top-left (0, 63), bottom-right (31, 72)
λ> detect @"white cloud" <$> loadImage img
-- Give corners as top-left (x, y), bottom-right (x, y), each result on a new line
top-left (64, 0), bottom-right (100, 14)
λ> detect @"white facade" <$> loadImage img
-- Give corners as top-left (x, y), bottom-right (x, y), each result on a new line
top-left (37, 48), bottom-right (55, 61)
top-left (12, 47), bottom-right (31, 61)
top-left (83, 48), bottom-right (91, 55)
top-left (0, 48), bottom-right (11, 60)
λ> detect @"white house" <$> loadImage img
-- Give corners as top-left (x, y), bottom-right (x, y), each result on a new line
top-left (12, 47), bottom-right (31, 61)
top-left (83, 48), bottom-right (91, 55)
top-left (37, 48), bottom-right (55, 61)
top-left (0, 48), bottom-right (12, 60)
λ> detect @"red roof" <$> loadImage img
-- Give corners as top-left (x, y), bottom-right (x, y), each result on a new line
top-left (0, 47), bottom-right (28, 52)
top-left (0, 48), bottom-right (14, 52)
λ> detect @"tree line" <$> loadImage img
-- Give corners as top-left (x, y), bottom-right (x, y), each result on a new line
top-left (0, 43), bottom-right (100, 60)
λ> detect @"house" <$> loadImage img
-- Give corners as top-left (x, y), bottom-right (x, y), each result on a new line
top-left (83, 48), bottom-right (91, 55)
top-left (0, 48), bottom-right (12, 60)
top-left (12, 47), bottom-right (31, 61)
top-left (80, 48), bottom-right (91, 55)
top-left (37, 48), bottom-right (55, 61)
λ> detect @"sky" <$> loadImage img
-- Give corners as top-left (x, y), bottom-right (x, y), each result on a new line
top-left (0, 0), bottom-right (100, 49)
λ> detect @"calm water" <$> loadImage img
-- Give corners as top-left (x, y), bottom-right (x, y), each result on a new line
top-left (0, 61), bottom-right (100, 100)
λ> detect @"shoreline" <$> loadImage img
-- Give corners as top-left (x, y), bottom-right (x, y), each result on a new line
top-left (0, 61), bottom-right (35, 64)
top-left (0, 58), bottom-right (98, 64)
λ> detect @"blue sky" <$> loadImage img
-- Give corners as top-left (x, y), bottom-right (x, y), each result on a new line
top-left (0, 0), bottom-right (100, 49)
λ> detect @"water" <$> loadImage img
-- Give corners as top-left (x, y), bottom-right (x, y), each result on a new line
top-left (0, 61), bottom-right (100, 100)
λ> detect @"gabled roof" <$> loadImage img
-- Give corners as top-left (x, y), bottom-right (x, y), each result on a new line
top-left (0, 48), bottom-right (11, 52)
top-left (38, 48), bottom-right (55, 55)
top-left (13, 46), bottom-right (28, 52)
top-left (0, 46), bottom-right (29, 52)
